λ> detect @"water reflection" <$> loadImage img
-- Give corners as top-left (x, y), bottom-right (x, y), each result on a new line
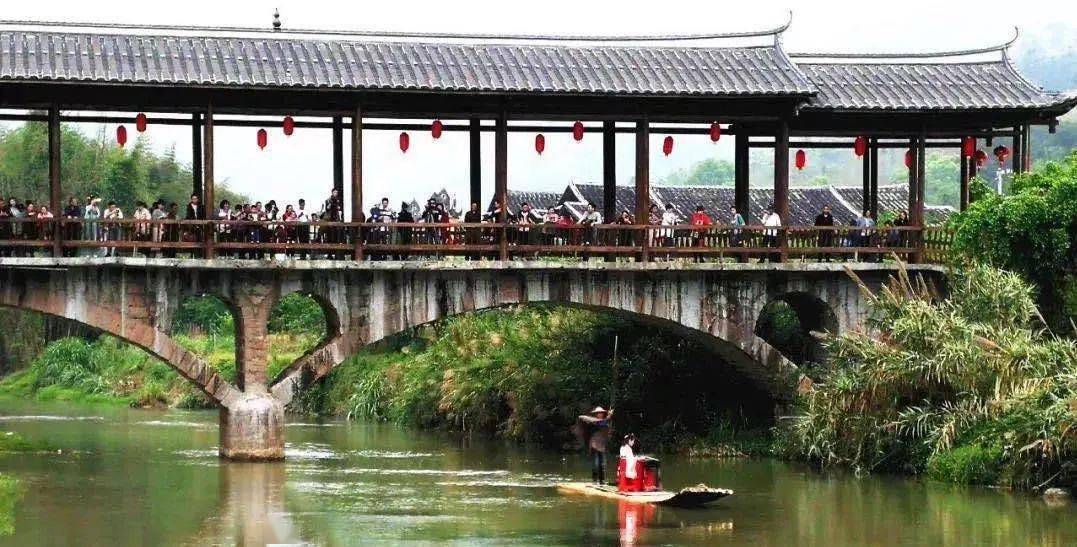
top-left (213, 463), bottom-right (299, 546)
top-left (617, 501), bottom-right (654, 546)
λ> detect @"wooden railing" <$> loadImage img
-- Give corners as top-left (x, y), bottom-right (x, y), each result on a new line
top-left (0, 218), bottom-right (951, 264)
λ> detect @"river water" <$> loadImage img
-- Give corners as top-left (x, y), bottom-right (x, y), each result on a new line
top-left (0, 399), bottom-right (1074, 546)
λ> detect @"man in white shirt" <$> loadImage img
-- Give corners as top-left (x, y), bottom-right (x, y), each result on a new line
top-left (295, 199), bottom-right (310, 259)
top-left (761, 205), bottom-right (782, 263)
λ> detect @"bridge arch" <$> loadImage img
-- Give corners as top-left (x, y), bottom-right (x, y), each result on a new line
top-left (754, 291), bottom-right (839, 365)
top-left (0, 293), bottom-right (242, 406)
top-left (271, 297), bottom-right (799, 407)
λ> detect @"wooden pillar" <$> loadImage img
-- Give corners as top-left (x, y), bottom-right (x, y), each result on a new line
top-left (203, 104), bottom-right (215, 258)
top-left (332, 116), bottom-right (344, 196)
top-left (1011, 125), bottom-right (1022, 175)
top-left (602, 121), bottom-right (616, 223)
top-left (469, 119), bottom-right (482, 208)
top-left (861, 140), bottom-right (871, 214)
top-left (773, 121), bottom-right (790, 223)
top-left (48, 106), bottom-right (62, 257)
top-left (869, 138), bottom-right (879, 219)
top-left (191, 113), bottom-right (203, 200)
top-left (351, 106), bottom-right (364, 261)
top-left (635, 118), bottom-right (650, 261)
top-left (915, 133), bottom-right (927, 262)
top-left (495, 112), bottom-right (508, 261)
top-left (734, 127), bottom-right (750, 218)
top-left (959, 146), bottom-right (970, 211)
top-left (1023, 122), bottom-right (1033, 172)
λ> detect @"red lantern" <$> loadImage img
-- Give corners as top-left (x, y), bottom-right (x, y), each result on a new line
top-left (572, 121), bottom-right (584, 142)
top-left (905, 149), bottom-right (913, 169)
top-left (974, 149), bottom-right (987, 167)
top-left (282, 116), bottom-right (295, 136)
top-left (116, 125), bottom-right (127, 148)
top-left (256, 128), bottom-right (268, 150)
top-left (431, 119), bottom-right (443, 139)
top-left (854, 136), bottom-right (867, 157)
top-left (794, 149), bottom-right (806, 170)
top-left (961, 137), bottom-right (975, 158)
top-left (709, 122), bottom-right (722, 143)
top-left (535, 134), bottom-right (546, 155)
top-left (662, 136), bottom-right (674, 156)
top-left (135, 113), bottom-right (147, 133)
top-left (399, 132), bottom-right (410, 153)
top-left (993, 145), bottom-right (1010, 165)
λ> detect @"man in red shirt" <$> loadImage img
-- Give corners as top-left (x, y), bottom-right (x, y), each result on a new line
top-left (690, 205), bottom-right (713, 256)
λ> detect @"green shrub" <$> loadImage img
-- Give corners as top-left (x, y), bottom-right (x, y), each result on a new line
top-left (927, 444), bottom-right (1004, 485)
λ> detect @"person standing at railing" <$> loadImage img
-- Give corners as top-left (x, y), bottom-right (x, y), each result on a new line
top-left (37, 205), bottom-right (54, 250)
top-left (463, 202), bottom-right (483, 260)
top-left (690, 205), bottom-right (713, 255)
top-left (814, 205), bottom-right (835, 262)
top-left (63, 197), bottom-right (81, 257)
top-left (615, 210), bottom-right (634, 248)
top-left (760, 204), bottom-right (782, 263)
top-left (215, 200), bottom-right (233, 257)
top-left (396, 202), bottom-right (415, 256)
top-left (729, 206), bottom-right (746, 259)
top-left (322, 189), bottom-right (345, 254)
top-left (0, 199), bottom-right (10, 257)
top-left (150, 201), bottom-right (167, 257)
top-left (294, 199), bottom-right (311, 259)
top-left (183, 194), bottom-right (203, 258)
top-left (857, 211), bottom-right (877, 262)
top-left (132, 201), bottom-right (152, 257)
top-left (659, 203), bottom-right (679, 254)
top-left (82, 197), bottom-right (102, 257)
top-left (101, 201), bottom-right (123, 257)
top-left (515, 202), bottom-right (541, 247)
top-left (23, 202), bottom-right (39, 252)
top-left (579, 202), bottom-right (602, 247)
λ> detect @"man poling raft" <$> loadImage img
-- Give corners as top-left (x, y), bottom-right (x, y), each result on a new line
top-left (560, 410), bottom-right (734, 508)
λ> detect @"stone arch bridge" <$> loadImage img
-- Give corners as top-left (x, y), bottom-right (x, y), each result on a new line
top-left (0, 258), bottom-right (944, 460)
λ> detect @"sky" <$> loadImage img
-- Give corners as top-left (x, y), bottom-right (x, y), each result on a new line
top-left (1, 1), bottom-right (1074, 212)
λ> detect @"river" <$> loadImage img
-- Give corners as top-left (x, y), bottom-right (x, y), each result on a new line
top-left (0, 399), bottom-right (1074, 546)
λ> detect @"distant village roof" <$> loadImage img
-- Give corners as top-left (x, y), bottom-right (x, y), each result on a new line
top-left (517, 182), bottom-right (955, 225)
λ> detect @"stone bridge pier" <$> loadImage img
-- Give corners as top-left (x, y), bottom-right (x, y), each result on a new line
top-left (0, 258), bottom-right (945, 460)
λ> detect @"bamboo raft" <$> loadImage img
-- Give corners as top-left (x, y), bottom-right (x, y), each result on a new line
top-left (557, 482), bottom-right (733, 508)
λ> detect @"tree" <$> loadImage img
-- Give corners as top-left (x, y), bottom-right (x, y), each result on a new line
top-left (664, 158), bottom-right (735, 186)
top-left (950, 151), bottom-right (1077, 326)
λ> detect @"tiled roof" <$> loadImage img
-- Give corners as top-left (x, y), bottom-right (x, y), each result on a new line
top-left (796, 61), bottom-right (1071, 110)
top-left (488, 190), bottom-right (562, 215)
top-left (0, 30), bottom-right (814, 96)
top-left (554, 183), bottom-right (952, 225)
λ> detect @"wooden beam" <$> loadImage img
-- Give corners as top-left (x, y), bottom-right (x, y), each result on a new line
top-left (734, 126), bottom-right (749, 219)
top-left (48, 105), bottom-right (62, 257)
top-left (773, 121), bottom-right (790, 223)
top-left (469, 119), bottom-right (482, 208)
top-left (351, 106), bottom-right (364, 260)
top-left (203, 104), bottom-right (215, 258)
top-left (915, 133), bottom-right (926, 226)
top-left (191, 113), bottom-right (203, 201)
top-left (1023, 122), bottom-right (1033, 172)
top-left (602, 121), bottom-right (616, 223)
top-left (495, 112), bottom-right (508, 261)
top-left (332, 116), bottom-right (344, 196)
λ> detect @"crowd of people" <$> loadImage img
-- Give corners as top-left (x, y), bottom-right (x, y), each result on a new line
top-left (0, 188), bottom-right (915, 261)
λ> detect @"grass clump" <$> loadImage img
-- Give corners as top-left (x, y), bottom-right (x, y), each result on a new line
top-left (780, 263), bottom-right (1077, 489)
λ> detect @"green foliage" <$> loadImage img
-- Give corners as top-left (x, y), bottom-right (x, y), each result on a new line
top-left (755, 301), bottom-right (811, 364)
top-left (268, 293), bottom-right (326, 336)
top-left (0, 121), bottom-right (245, 210)
top-left (780, 263), bottom-right (1077, 489)
top-left (0, 474), bottom-right (20, 537)
top-left (299, 306), bottom-right (774, 451)
top-left (172, 297), bottom-right (233, 337)
top-left (950, 152), bottom-right (1077, 327)
top-left (664, 158), bottom-right (735, 186)
top-left (0, 431), bottom-right (51, 453)
top-left (927, 444), bottom-right (1004, 485)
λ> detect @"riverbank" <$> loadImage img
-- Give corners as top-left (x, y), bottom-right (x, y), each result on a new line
top-left (0, 333), bottom-right (319, 409)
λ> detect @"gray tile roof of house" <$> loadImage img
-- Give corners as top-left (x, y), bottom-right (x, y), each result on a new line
top-left (796, 60), bottom-right (1073, 111)
top-left (488, 190), bottom-right (563, 215)
top-left (0, 30), bottom-right (814, 96)
top-left (553, 182), bottom-right (953, 225)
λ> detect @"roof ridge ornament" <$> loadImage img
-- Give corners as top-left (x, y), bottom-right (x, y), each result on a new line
top-left (789, 26), bottom-right (1020, 61)
top-left (0, 16), bottom-right (792, 43)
